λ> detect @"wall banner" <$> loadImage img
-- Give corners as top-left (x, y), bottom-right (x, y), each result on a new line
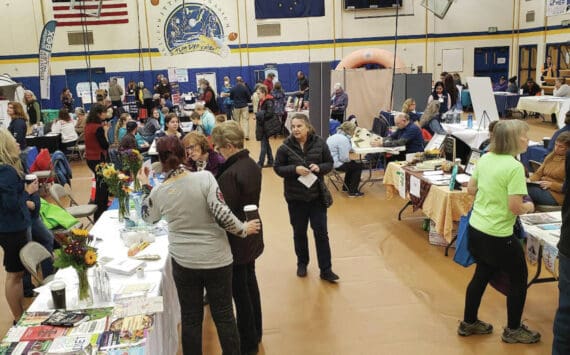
top-left (39, 20), bottom-right (57, 100)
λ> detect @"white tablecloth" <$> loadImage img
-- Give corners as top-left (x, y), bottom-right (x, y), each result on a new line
top-left (517, 96), bottom-right (570, 128)
top-left (522, 211), bottom-right (562, 278)
top-left (28, 210), bottom-right (181, 355)
top-left (442, 122), bottom-right (490, 149)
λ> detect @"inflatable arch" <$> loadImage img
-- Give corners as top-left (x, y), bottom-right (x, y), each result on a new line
top-left (335, 48), bottom-right (406, 70)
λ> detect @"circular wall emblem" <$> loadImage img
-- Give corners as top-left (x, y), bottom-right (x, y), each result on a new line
top-left (155, 1), bottom-right (231, 57)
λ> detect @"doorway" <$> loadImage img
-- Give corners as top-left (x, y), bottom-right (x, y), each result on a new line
top-left (65, 67), bottom-right (107, 109)
top-left (518, 45), bottom-right (537, 87)
top-left (474, 46), bottom-right (510, 84)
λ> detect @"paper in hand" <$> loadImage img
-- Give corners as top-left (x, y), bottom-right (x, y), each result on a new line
top-left (298, 172), bottom-right (318, 188)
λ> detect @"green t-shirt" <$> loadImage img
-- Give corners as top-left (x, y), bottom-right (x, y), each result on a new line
top-left (469, 152), bottom-right (527, 237)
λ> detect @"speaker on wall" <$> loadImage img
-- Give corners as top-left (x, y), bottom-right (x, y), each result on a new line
top-left (420, 0), bottom-right (453, 19)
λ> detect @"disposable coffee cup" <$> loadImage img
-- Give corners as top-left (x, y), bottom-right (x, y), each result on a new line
top-left (50, 281), bottom-right (66, 309)
top-left (25, 174), bottom-right (37, 185)
top-left (543, 137), bottom-right (551, 149)
top-left (243, 205), bottom-right (260, 221)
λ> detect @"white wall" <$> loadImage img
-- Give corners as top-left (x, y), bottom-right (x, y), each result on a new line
top-left (1, 0), bottom-right (569, 80)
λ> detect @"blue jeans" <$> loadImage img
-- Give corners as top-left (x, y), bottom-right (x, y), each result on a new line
top-left (258, 134), bottom-right (273, 166)
top-left (171, 259), bottom-right (240, 355)
top-left (23, 218), bottom-right (55, 294)
top-left (553, 252), bottom-right (570, 355)
top-left (287, 199), bottom-right (332, 272)
top-left (527, 185), bottom-right (558, 206)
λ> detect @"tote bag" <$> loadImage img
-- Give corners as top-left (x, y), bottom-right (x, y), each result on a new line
top-left (453, 209), bottom-right (475, 267)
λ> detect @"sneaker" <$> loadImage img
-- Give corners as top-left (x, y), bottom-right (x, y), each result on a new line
top-left (296, 264), bottom-right (307, 277)
top-left (320, 269), bottom-right (340, 282)
top-left (501, 324), bottom-right (541, 344)
top-left (457, 320), bottom-right (493, 336)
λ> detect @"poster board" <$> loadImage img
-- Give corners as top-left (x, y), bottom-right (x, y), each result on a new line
top-left (466, 76), bottom-right (499, 129)
top-left (196, 72), bottom-right (217, 96)
top-left (76, 82), bottom-right (99, 105)
top-left (442, 48), bottom-right (463, 73)
top-left (0, 100), bottom-right (9, 129)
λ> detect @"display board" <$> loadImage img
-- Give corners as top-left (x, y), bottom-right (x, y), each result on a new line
top-left (0, 100), bottom-right (9, 129)
top-left (466, 76), bottom-right (499, 128)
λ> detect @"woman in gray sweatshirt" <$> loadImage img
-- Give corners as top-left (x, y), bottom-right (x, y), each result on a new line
top-left (139, 135), bottom-right (260, 355)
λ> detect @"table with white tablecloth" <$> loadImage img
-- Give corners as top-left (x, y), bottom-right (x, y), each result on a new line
top-left (441, 122), bottom-right (490, 149)
top-left (27, 210), bottom-right (181, 355)
top-left (517, 96), bottom-right (570, 128)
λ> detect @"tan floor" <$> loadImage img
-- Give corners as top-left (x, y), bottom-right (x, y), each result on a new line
top-left (0, 117), bottom-right (560, 354)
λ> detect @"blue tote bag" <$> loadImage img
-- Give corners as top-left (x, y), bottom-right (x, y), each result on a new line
top-left (453, 209), bottom-right (475, 267)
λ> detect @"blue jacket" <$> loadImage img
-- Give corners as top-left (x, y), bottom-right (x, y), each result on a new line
top-left (52, 150), bottom-right (73, 186)
top-left (326, 132), bottom-right (352, 168)
top-left (9, 118), bottom-right (27, 150)
top-left (384, 123), bottom-right (424, 154)
top-left (0, 165), bottom-right (31, 233)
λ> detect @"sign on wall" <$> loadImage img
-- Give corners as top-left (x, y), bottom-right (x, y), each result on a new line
top-left (154, 0), bottom-right (237, 57)
top-left (547, 0), bottom-right (570, 17)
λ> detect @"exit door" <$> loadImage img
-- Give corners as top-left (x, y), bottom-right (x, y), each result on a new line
top-left (474, 46), bottom-right (509, 84)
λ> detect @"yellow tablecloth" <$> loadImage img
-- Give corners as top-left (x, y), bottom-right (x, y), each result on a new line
top-left (383, 162), bottom-right (474, 243)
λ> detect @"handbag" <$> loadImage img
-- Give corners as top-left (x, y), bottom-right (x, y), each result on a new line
top-left (453, 209), bottom-right (475, 267)
top-left (318, 178), bottom-right (333, 208)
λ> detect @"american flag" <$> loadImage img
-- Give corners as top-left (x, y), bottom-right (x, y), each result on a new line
top-left (52, 0), bottom-right (129, 27)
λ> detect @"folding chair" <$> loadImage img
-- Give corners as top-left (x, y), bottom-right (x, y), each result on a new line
top-left (67, 132), bottom-right (86, 161)
top-left (327, 168), bottom-right (349, 192)
top-left (49, 184), bottom-right (97, 227)
top-left (19, 241), bottom-right (55, 286)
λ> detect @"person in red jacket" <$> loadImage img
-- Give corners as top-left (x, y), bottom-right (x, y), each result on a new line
top-left (84, 103), bottom-right (109, 221)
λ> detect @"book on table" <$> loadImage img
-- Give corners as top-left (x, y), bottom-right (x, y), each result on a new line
top-left (41, 310), bottom-right (90, 327)
top-left (103, 258), bottom-right (145, 275)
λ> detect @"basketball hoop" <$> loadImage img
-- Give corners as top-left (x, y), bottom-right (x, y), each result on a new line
top-left (70, 0), bottom-right (103, 18)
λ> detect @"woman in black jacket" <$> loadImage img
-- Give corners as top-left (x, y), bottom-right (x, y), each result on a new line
top-left (212, 120), bottom-right (264, 355)
top-left (273, 113), bottom-right (339, 282)
top-left (255, 84), bottom-right (278, 168)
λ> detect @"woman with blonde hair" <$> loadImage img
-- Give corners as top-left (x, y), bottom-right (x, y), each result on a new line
top-left (7, 101), bottom-right (28, 150)
top-left (401, 98), bottom-right (420, 122)
top-left (23, 90), bottom-right (41, 125)
top-left (459, 120), bottom-right (540, 344)
top-left (212, 121), bottom-right (264, 354)
top-left (326, 121), bottom-right (363, 196)
top-left (418, 100), bottom-right (446, 135)
top-left (75, 107), bottom-right (87, 135)
top-left (0, 128), bottom-right (38, 322)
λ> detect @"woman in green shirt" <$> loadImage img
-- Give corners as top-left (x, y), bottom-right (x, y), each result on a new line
top-left (458, 120), bottom-right (541, 344)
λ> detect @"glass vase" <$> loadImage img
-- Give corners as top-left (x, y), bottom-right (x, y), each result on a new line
top-left (118, 194), bottom-right (129, 222)
top-left (76, 267), bottom-right (93, 307)
top-left (129, 191), bottom-right (143, 225)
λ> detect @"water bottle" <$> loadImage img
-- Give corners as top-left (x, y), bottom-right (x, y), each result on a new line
top-left (38, 122), bottom-right (45, 137)
top-left (449, 158), bottom-right (461, 191)
top-left (467, 114), bottom-right (473, 129)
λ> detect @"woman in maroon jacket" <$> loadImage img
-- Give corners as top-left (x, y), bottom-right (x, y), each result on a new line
top-left (212, 121), bottom-right (263, 355)
top-left (84, 103), bottom-right (109, 221)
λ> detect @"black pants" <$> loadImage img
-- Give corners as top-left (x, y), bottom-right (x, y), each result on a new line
top-left (287, 199), bottom-right (332, 272)
top-left (463, 225), bottom-right (528, 329)
top-left (336, 161), bottom-right (363, 193)
top-left (331, 111), bottom-right (344, 122)
top-left (233, 262), bottom-right (262, 353)
top-left (87, 159), bottom-right (109, 222)
top-left (172, 260), bottom-right (240, 355)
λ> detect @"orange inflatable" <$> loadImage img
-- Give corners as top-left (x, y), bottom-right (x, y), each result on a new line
top-left (335, 49), bottom-right (406, 70)
top-left (151, 0), bottom-right (159, 6)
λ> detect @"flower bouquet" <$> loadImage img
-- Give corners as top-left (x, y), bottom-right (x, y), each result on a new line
top-left (53, 229), bottom-right (98, 306)
top-left (96, 163), bottom-right (133, 221)
top-left (121, 149), bottom-right (143, 191)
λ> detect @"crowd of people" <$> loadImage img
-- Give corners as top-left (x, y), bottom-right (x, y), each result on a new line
top-left (5, 67), bottom-right (570, 354)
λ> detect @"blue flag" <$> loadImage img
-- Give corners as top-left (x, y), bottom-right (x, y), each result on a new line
top-left (255, 0), bottom-right (325, 19)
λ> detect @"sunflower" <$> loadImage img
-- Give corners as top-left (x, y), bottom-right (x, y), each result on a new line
top-left (71, 229), bottom-right (89, 237)
top-left (84, 250), bottom-right (97, 266)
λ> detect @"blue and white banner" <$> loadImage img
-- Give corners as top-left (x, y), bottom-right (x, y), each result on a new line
top-left (39, 20), bottom-right (57, 100)
top-left (547, 0), bottom-right (570, 16)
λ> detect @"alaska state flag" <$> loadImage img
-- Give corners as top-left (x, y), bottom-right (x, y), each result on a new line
top-left (255, 0), bottom-right (325, 19)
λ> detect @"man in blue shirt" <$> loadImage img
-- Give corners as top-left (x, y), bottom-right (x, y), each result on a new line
top-left (372, 113), bottom-right (424, 156)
